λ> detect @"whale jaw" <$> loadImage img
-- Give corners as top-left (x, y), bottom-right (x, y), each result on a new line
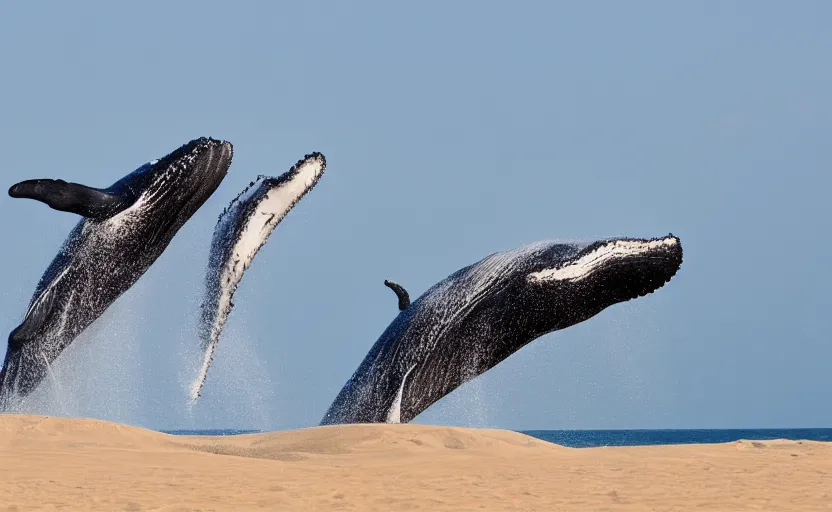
top-left (527, 234), bottom-right (682, 304)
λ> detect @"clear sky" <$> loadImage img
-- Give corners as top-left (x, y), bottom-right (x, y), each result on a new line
top-left (0, 1), bottom-right (829, 431)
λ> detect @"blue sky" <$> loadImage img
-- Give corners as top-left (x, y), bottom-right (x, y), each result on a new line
top-left (0, 1), bottom-right (829, 431)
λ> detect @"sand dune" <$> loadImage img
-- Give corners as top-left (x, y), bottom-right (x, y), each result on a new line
top-left (0, 415), bottom-right (829, 511)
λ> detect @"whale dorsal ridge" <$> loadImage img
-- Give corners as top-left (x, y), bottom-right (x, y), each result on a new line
top-left (384, 280), bottom-right (411, 311)
top-left (8, 179), bottom-right (129, 220)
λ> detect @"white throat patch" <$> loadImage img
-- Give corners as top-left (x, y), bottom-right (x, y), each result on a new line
top-left (527, 238), bottom-right (678, 283)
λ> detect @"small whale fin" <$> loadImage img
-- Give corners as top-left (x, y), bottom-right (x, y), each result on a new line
top-left (8, 285), bottom-right (59, 352)
top-left (384, 280), bottom-right (410, 311)
top-left (8, 179), bottom-right (128, 220)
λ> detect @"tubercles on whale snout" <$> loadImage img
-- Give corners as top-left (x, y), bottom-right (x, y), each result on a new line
top-left (177, 138), bottom-right (234, 179)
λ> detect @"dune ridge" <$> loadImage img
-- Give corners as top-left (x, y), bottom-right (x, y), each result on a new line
top-left (0, 414), bottom-right (829, 511)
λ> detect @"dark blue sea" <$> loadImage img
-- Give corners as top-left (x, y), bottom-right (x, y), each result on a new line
top-left (162, 428), bottom-right (832, 448)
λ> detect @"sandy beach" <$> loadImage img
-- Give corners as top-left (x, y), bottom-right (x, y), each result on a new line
top-left (0, 415), bottom-right (829, 511)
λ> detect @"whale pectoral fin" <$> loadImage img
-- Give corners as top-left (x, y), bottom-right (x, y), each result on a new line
top-left (9, 292), bottom-right (58, 353)
top-left (386, 364), bottom-right (417, 424)
top-left (384, 280), bottom-right (411, 311)
top-left (8, 179), bottom-right (127, 220)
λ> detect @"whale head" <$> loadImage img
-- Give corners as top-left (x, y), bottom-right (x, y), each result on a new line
top-left (114, 137), bottom-right (233, 216)
top-left (520, 234), bottom-right (683, 331)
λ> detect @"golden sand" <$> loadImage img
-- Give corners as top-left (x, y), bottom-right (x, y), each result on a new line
top-left (0, 415), bottom-right (829, 511)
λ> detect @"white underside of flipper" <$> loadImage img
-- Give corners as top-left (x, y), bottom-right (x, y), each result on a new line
top-left (189, 153), bottom-right (327, 402)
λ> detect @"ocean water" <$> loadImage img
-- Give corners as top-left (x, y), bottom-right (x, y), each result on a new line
top-left (520, 429), bottom-right (832, 448)
top-left (164, 429), bottom-right (259, 437)
top-left (161, 428), bottom-right (832, 448)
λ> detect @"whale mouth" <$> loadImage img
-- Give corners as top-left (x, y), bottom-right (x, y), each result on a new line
top-left (527, 234), bottom-right (683, 300)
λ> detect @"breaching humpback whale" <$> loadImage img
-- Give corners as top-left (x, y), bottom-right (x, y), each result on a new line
top-left (321, 234), bottom-right (683, 425)
top-left (0, 137), bottom-right (232, 406)
top-left (191, 152), bottom-right (327, 401)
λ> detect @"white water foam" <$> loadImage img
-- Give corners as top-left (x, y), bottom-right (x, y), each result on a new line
top-left (183, 320), bottom-right (276, 431)
top-left (7, 276), bottom-right (148, 425)
top-left (3, 229), bottom-right (280, 433)
top-left (487, 299), bottom-right (667, 430)
top-left (413, 371), bottom-right (501, 428)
